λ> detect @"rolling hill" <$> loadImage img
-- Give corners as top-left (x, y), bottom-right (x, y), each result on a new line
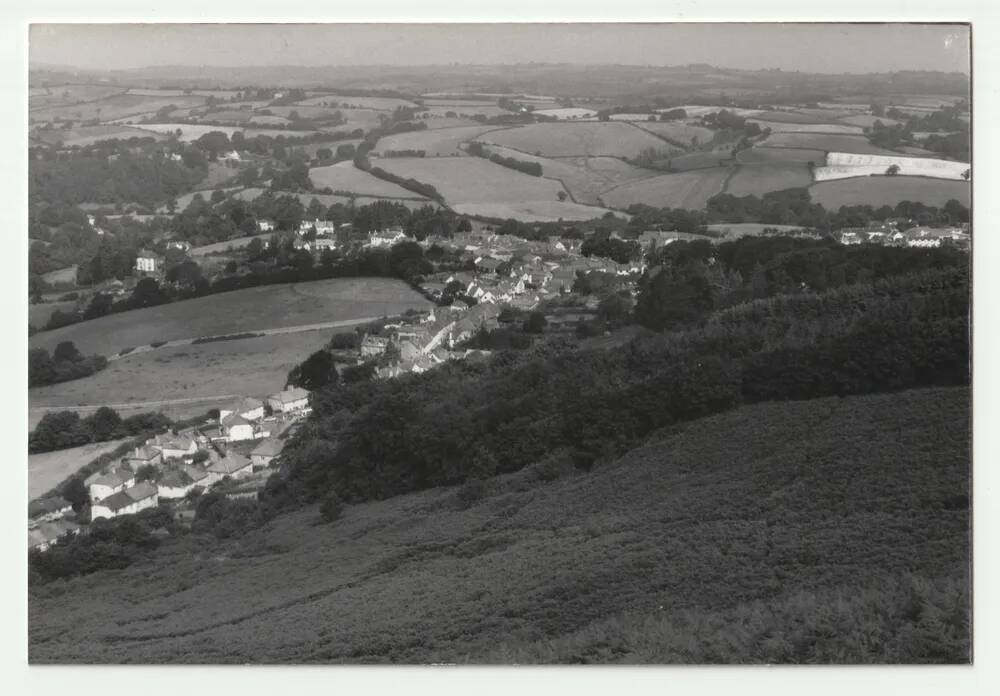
top-left (29, 386), bottom-right (970, 663)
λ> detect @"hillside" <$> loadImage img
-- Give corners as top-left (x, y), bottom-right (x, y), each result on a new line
top-left (29, 386), bottom-right (970, 664)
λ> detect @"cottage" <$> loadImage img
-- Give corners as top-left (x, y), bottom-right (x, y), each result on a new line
top-left (361, 334), bottom-right (390, 357)
top-left (156, 468), bottom-right (203, 499)
top-left (28, 519), bottom-right (81, 553)
top-left (257, 219), bottom-right (276, 232)
top-left (152, 434), bottom-right (198, 461)
top-left (267, 387), bottom-right (310, 414)
top-left (126, 445), bottom-right (163, 469)
top-left (91, 482), bottom-right (159, 521)
top-left (220, 397), bottom-right (265, 422)
top-left (250, 438), bottom-right (285, 468)
top-left (89, 467), bottom-right (136, 503)
top-left (221, 413), bottom-right (256, 442)
top-left (28, 496), bottom-right (73, 527)
top-left (135, 248), bottom-right (164, 274)
top-left (204, 454), bottom-right (253, 486)
top-left (368, 227), bottom-right (407, 248)
top-left (313, 237), bottom-right (337, 251)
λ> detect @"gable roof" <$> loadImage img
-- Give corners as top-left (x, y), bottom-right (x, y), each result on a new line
top-left (221, 413), bottom-right (251, 428)
top-left (99, 490), bottom-right (137, 512)
top-left (92, 467), bottom-right (134, 489)
top-left (28, 496), bottom-right (72, 519)
top-left (251, 438), bottom-right (285, 458)
top-left (270, 387), bottom-right (309, 404)
top-left (129, 446), bottom-right (161, 461)
top-left (124, 481), bottom-right (158, 502)
top-left (182, 464), bottom-right (210, 482)
top-left (207, 454), bottom-right (252, 475)
top-left (157, 469), bottom-right (195, 489)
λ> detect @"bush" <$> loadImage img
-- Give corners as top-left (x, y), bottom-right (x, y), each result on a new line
top-left (457, 478), bottom-right (488, 507)
top-left (319, 491), bottom-right (345, 523)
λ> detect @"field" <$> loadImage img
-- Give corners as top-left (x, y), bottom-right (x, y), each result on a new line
top-left (134, 123), bottom-right (321, 142)
top-left (295, 96), bottom-right (420, 110)
top-left (706, 223), bottom-right (813, 238)
top-left (633, 121), bottom-right (716, 146)
top-left (29, 300), bottom-right (78, 329)
top-left (478, 122), bottom-right (668, 158)
top-left (419, 105), bottom-right (512, 118)
top-left (30, 94), bottom-right (208, 124)
top-left (372, 125), bottom-right (501, 156)
top-left (188, 233), bottom-right (276, 257)
top-left (485, 146), bottom-right (657, 205)
top-left (334, 109), bottom-right (391, 132)
top-left (665, 151), bottom-right (733, 171)
top-left (41, 265), bottom-right (78, 286)
top-left (228, 188), bottom-right (436, 212)
top-left (601, 169), bottom-right (731, 210)
top-left (809, 176), bottom-right (971, 208)
top-left (736, 147), bottom-right (826, 165)
top-left (30, 124), bottom-right (167, 147)
top-left (814, 152), bottom-right (969, 182)
top-left (374, 157), bottom-right (615, 221)
top-left (748, 120), bottom-right (863, 135)
top-left (838, 114), bottom-right (904, 129)
top-left (760, 133), bottom-right (900, 155)
top-left (28, 387), bottom-right (969, 663)
top-left (724, 164), bottom-right (813, 197)
top-left (533, 107), bottom-right (598, 119)
top-left (28, 84), bottom-right (125, 110)
top-left (309, 162), bottom-right (429, 199)
top-left (28, 439), bottom-right (130, 500)
top-left (28, 277), bottom-right (431, 357)
top-left (416, 116), bottom-right (483, 130)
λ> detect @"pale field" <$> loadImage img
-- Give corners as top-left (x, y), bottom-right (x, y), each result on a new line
top-left (532, 108), bottom-right (598, 119)
top-left (760, 133), bottom-right (900, 155)
top-left (736, 147), bottom-right (826, 165)
top-left (724, 164), bottom-right (814, 197)
top-left (28, 439), bottom-right (131, 500)
top-left (632, 121), bottom-right (716, 145)
top-left (748, 120), bottom-right (863, 135)
top-left (479, 122), bottom-right (667, 159)
top-left (336, 109), bottom-right (391, 132)
top-left (41, 266), bottom-right (78, 286)
top-left (419, 105), bottom-right (513, 118)
top-left (309, 162), bottom-right (427, 198)
top-left (28, 277), bottom-right (431, 357)
top-left (809, 176), bottom-right (971, 209)
top-left (135, 123), bottom-right (321, 142)
top-left (662, 105), bottom-right (763, 118)
top-left (814, 153), bottom-right (969, 182)
top-left (451, 200), bottom-right (619, 222)
top-left (838, 114), bottom-right (904, 129)
top-left (601, 168), bottom-right (731, 210)
top-left (294, 96), bottom-right (420, 110)
top-left (373, 126), bottom-right (502, 156)
top-left (188, 233), bottom-right (276, 257)
top-left (125, 88), bottom-right (243, 99)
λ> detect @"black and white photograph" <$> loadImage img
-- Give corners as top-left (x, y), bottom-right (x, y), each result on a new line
top-left (13, 12), bottom-right (987, 679)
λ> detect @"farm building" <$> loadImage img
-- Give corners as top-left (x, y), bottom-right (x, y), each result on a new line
top-left (204, 454), bottom-right (253, 486)
top-left (267, 387), bottom-right (310, 414)
top-left (90, 482), bottom-right (159, 521)
top-left (250, 438), bottom-right (285, 468)
top-left (28, 519), bottom-right (81, 553)
top-left (88, 467), bottom-right (136, 503)
top-left (28, 496), bottom-right (73, 527)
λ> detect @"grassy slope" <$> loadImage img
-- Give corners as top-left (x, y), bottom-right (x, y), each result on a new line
top-left (29, 386), bottom-right (969, 664)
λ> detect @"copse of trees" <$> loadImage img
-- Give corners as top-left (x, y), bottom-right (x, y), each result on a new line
top-left (466, 141), bottom-right (543, 177)
top-left (29, 406), bottom-right (173, 454)
top-left (28, 342), bottom-right (107, 387)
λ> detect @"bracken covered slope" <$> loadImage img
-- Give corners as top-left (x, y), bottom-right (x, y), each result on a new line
top-left (29, 386), bottom-right (970, 664)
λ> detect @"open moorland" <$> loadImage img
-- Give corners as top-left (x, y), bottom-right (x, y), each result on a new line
top-left (28, 277), bottom-right (431, 357)
top-left (29, 387), bottom-right (969, 663)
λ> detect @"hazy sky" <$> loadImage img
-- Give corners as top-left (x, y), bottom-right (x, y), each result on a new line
top-left (30, 23), bottom-right (970, 74)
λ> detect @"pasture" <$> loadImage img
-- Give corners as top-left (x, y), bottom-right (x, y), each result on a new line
top-left (760, 132), bottom-right (900, 155)
top-left (41, 265), bottom-right (78, 286)
top-left (533, 107), bottom-right (598, 119)
top-left (478, 122), bottom-right (667, 158)
top-left (736, 147), bottom-right (825, 165)
top-left (295, 96), bottom-right (420, 110)
top-left (749, 120), bottom-right (863, 135)
top-left (814, 153), bottom-right (969, 182)
top-left (228, 188), bottom-right (436, 212)
top-left (135, 123), bottom-right (321, 142)
top-left (30, 125), bottom-right (167, 147)
top-left (29, 300), bottom-right (79, 329)
top-left (809, 177), bottom-right (971, 209)
top-left (724, 164), bottom-right (813, 197)
top-left (28, 439), bottom-right (131, 500)
top-left (309, 162), bottom-right (429, 199)
top-left (30, 94), bottom-right (207, 124)
top-left (188, 233), bottom-right (276, 257)
top-left (372, 125), bottom-right (501, 156)
top-left (335, 109), bottom-right (391, 132)
top-left (633, 121), bottom-right (716, 146)
top-left (416, 116), bottom-right (483, 130)
top-left (263, 105), bottom-right (347, 121)
top-left (601, 168), bottom-right (730, 210)
top-left (420, 105), bottom-right (513, 118)
top-left (375, 157), bottom-right (616, 221)
top-left (664, 151), bottom-right (733, 171)
top-left (28, 84), bottom-right (125, 111)
top-left (838, 114), bottom-right (904, 129)
top-left (28, 277), bottom-right (431, 357)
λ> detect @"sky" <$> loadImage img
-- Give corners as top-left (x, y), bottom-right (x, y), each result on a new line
top-left (29, 23), bottom-right (970, 74)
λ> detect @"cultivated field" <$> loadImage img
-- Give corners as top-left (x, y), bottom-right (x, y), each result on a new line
top-left (374, 157), bottom-right (615, 221)
top-left (749, 120), bottom-right (863, 135)
top-left (760, 132), bottom-right (900, 155)
top-left (28, 439), bottom-right (130, 500)
top-left (724, 164), bottom-right (813, 197)
top-left (533, 107), bottom-right (598, 119)
top-left (809, 176), bottom-right (971, 208)
top-left (28, 387), bottom-right (969, 663)
top-left (372, 126), bottom-right (501, 156)
top-left (28, 277), bottom-right (431, 357)
top-left (601, 169), bottom-right (730, 210)
top-left (814, 152), bottom-right (969, 182)
top-left (478, 122), bottom-right (667, 158)
top-left (309, 162), bottom-right (429, 198)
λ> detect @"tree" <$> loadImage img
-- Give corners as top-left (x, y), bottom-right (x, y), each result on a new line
top-left (62, 476), bottom-right (89, 512)
top-left (85, 406), bottom-right (122, 441)
top-left (53, 341), bottom-right (82, 363)
top-left (557, 191), bottom-right (568, 202)
top-left (287, 350), bottom-right (338, 390)
top-left (886, 164), bottom-right (901, 176)
top-left (210, 189), bottom-right (227, 204)
top-left (523, 311), bottom-right (547, 334)
top-left (316, 147), bottom-right (333, 161)
top-left (319, 490), bottom-right (345, 523)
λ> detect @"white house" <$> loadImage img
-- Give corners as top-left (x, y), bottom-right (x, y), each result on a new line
top-left (88, 468), bottom-right (136, 503)
top-left (151, 434), bottom-right (199, 461)
top-left (204, 454), bottom-right (253, 486)
top-left (135, 249), bottom-right (164, 274)
top-left (267, 387), bottom-right (310, 414)
top-left (368, 227), bottom-right (407, 248)
top-left (156, 465), bottom-right (209, 499)
top-left (90, 482), bottom-right (159, 521)
top-left (257, 219), bottom-right (276, 232)
top-left (220, 397), bottom-right (265, 422)
top-left (221, 413), bottom-right (256, 442)
top-left (28, 520), bottom-right (81, 553)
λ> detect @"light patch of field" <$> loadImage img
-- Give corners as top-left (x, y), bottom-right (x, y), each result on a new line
top-left (295, 96), bottom-right (420, 110)
top-left (485, 146), bottom-right (656, 205)
top-left (421, 99), bottom-right (498, 107)
top-left (760, 133), bottom-right (900, 155)
top-left (838, 114), bottom-right (904, 129)
top-left (28, 277), bottom-right (431, 357)
top-left (706, 223), bottom-right (813, 239)
top-left (373, 126), bottom-right (501, 156)
top-left (663, 105), bottom-right (763, 118)
top-left (420, 106), bottom-right (513, 118)
top-left (126, 88), bottom-right (242, 99)
top-left (724, 164), bottom-right (814, 197)
top-left (608, 113), bottom-right (659, 121)
top-left (814, 153), bottom-right (969, 182)
top-left (416, 116), bottom-right (483, 129)
top-left (809, 177), bottom-right (971, 209)
top-left (263, 105), bottom-right (346, 121)
top-left (533, 107), bottom-right (598, 119)
top-left (188, 233), bottom-right (277, 257)
top-left (30, 94), bottom-right (207, 124)
top-left (337, 109), bottom-right (392, 131)
top-left (309, 162), bottom-right (429, 199)
top-left (41, 266), bottom-right (78, 286)
top-left (374, 157), bottom-right (614, 221)
top-left (633, 121), bottom-right (716, 146)
top-left (749, 120), bottom-right (863, 135)
top-left (737, 147), bottom-right (825, 165)
top-left (136, 123), bottom-right (321, 141)
top-left (895, 95), bottom-right (966, 109)
top-left (30, 125), bottom-right (166, 147)
top-left (29, 439), bottom-right (131, 500)
top-left (601, 169), bottom-right (731, 210)
top-left (478, 122), bottom-right (668, 158)
top-left (229, 188), bottom-right (436, 211)
top-left (247, 115), bottom-right (292, 127)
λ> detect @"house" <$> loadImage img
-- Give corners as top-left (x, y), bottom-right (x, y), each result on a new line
top-left (135, 248), bottom-right (164, 274)
top-left (250, 438), bottom-right (285, 468)
top-left (313, 237), bottom-right (337, 251)
top-left (28, 496), bottom-right (73, 527)
top-left (204, 454), bottom-right (253, 486)
top-left (126, 445), bottom-right (163, 469)
top-left (151, 434), bottom-right (198, 461)
top-left (361, 335), bottom-right (391, 357)
top-left (91, 482), bottom-right (159, 521)
top-left (221, 413), bottom-right (256, 442)
top-left (257, 219), bottom-right (276, 232)
top-left (368, 227), bottom-right (407, 248)
top-left (267, 387), bottom-right (310, 414)
top-left (89, 467), bottom-right (136, 503)
top-left (220, 397), bottom-right (265, 422)
top-left (838, 231), bottom-right (863, 245)
top-left (475, 256), bottom-right (504, 275)
top-left (28, 519), bottom-right (81, 553)
top-left (220, 150), bottom-right (242, 164)
top-left (299, 219), bottom-right (336, 236)
top-left (166, 240), bottom-right (192, 252)
top-left (156, 468), bottom-right (204, 499)
top-left (637, 230), bottom-right (680, 249)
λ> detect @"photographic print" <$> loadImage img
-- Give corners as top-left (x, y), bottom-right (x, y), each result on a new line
top-left (26, 22), bottom-right (971, 664)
